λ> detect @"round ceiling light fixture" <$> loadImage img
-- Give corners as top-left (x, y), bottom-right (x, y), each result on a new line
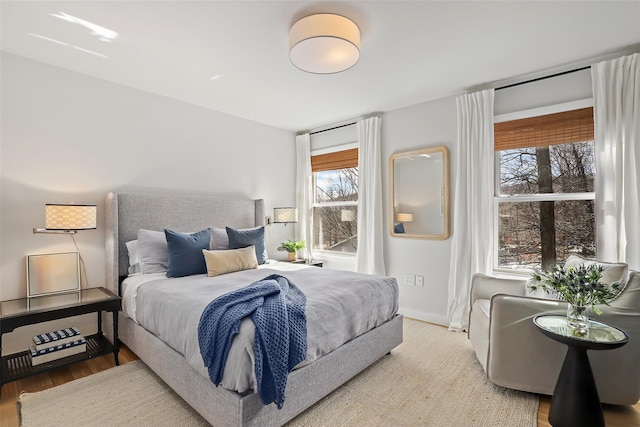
top-left (289, 13), bottom-right (360, 74)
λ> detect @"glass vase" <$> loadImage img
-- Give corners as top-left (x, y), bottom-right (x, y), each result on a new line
top-left (567, 303), bottom-right (589, 335)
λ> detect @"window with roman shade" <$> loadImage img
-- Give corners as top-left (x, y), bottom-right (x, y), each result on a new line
top-left (493, 105), bottom-right (596, 270)
top-left (311, 148), bottom-right (358, 172)
top-left (494, 107), bottom-right (594, 151)
top-left (311, 147), bottom-right (358, 253)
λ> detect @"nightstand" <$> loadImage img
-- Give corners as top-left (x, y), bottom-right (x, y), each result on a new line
top-left (289, 259), bottom-right (323, 268)
top-left (1, 287), bottom-right (120, 391)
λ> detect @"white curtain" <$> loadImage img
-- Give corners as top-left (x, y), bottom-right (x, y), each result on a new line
top-left (295, 133), bottom-right (313, 261)
top-left (592, 53), bottom-right (640, 270)
top-left (356, 117), bottom-right (386, 275)
top-left (447, 89), bottom-right (495, 331)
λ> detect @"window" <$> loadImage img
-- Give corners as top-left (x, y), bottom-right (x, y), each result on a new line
top-left (494, 105), bottom-right (596, 271)
top-left (312, 148), bottom-right (358, 253)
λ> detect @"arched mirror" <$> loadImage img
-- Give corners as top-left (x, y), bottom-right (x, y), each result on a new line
top-left (389, 146), bottom-right (450, 239)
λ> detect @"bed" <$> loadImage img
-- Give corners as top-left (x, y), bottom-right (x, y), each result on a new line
top-left (104, 191), bottom-right (403, 426)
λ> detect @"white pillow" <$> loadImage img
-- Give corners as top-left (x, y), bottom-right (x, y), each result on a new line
top-left (564, 255), bottom-right (628, 286)
top-left (125, 240), bottom-right (140, 275)
top-left (137, 229), bottom-right (169, 274)
top-left (525, 277), bottom-right (558, 300)
top-left (526, 255), bottom-right (629, 300)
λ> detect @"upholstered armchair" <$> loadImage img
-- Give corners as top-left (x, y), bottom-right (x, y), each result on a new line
top-left (468, 255), bottom-right (640, 405)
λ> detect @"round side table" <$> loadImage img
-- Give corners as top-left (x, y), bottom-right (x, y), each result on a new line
top-left (533, 315), bottom-right (628, 427)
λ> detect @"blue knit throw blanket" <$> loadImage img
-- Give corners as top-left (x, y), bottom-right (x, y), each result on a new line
top-left (198, 274), bottom-right (307, 409)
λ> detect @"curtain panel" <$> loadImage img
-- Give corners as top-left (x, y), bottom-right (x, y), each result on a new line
top-left (447, 89), bottom-right (495, 331)
top-left (592, 53), bottom-right (640, 270)
top-left (356, 117), bottom-right (386, 275)
top-left (295, 133), bottom-right (313, 261)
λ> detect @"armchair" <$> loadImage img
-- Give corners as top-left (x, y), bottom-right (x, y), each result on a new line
top-left (468, 259), bottom-right (640, 405)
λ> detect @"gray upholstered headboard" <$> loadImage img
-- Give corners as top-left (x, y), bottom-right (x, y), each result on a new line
top-left (105, 192), bottom-right (265, 295)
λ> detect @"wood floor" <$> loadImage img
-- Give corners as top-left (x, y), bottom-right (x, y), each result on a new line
top-left (538, 395), bottom-right (640, 427)
top-left (1, 344), bottom-right (639, 427)
top-left (1, 346), bottom-right (138, 427)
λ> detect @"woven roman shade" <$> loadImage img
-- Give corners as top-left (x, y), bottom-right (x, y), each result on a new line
top-left (311, 148), bottom-right (358, 172)
top-left (494, 107), bottom-right (594, 151)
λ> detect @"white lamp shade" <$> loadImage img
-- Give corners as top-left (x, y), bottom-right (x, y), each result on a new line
top-left (396, 213), bottom-right (414, 223)
top-left (289, 14), bottom-right (360, 74)
top-left (45, 204), bottom-right (97, 230)
top-left (273, 207), bottom-right (298, 223)
top-left (341, 209), bottom-right (356, 222)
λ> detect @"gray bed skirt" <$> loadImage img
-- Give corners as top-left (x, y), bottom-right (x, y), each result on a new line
top-left (115, 312), bottom-right (403, 426)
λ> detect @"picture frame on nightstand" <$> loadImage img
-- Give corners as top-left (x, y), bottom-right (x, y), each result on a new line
top-left (26, 251), bottom-right (81, 298)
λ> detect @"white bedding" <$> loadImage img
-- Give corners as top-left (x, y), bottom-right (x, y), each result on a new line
top-left (120, 263), bottom-right (398, 393)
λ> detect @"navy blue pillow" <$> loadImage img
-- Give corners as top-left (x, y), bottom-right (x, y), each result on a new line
top-left (165, 228), bottom-right (212, 278)
top-left (226, 226), bottom-right (268, 265)
top-left (394, 223), bottom-right (405, 234)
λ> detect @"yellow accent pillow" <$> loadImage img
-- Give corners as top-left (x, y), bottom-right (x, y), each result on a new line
top-left (202, 246), bottom-right (258, 277)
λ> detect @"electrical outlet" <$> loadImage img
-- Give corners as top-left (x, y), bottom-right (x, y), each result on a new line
top-left (416, 275), bottom-right (424, 287)
top-left (404, 274), bottom-right (416, 286)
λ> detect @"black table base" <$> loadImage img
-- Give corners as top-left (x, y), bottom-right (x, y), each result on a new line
top-left (549, 347), bottom-right (604, 427)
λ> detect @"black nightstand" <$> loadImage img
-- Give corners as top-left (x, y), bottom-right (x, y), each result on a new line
top-left (290, 260), bottom-right (323, 268)
top-left (1, 287), bottom-right (120, 391)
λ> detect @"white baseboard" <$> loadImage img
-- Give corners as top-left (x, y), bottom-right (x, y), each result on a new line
top-left (398, 308), bottom-right (448, 327)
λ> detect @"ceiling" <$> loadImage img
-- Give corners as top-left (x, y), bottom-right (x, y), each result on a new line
top-left (2, 1), bottom-right (639, 132)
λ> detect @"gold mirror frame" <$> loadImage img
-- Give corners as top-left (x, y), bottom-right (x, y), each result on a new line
top-left (389, 146), bottom-right (450, 239)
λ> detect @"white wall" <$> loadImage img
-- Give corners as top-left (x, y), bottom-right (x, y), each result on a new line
top-left (494, 68), bottom-right (592, 115)
top-left (381, 97), bottom-right (457, 325)
top-left (379, 68), bottom-right (593, 325)
top-left (1, 53), bottom-right (296, 354)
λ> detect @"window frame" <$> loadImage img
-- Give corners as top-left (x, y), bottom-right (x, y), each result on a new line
top-left (492, 98), bottom-right (595, 274)
top-left (311, 143), bottom-right (359, 256)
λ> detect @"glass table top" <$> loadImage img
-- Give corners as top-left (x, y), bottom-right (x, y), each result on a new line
top-left (0, 288), bottom-right (117, 318)
top-left (534, 315), bottom-right (628, 344)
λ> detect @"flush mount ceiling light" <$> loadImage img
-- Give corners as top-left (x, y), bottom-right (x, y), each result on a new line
top-left (289, 13), bottom-right (360, 74)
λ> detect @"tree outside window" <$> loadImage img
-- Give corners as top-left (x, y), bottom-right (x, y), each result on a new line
top-left (313, 167), bottom-right (358, 253)
top-left (495, 107), bottom-right (595, 270)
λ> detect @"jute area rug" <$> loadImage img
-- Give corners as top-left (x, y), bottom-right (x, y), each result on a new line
top-left (18, 318), bottom-right (538, 426)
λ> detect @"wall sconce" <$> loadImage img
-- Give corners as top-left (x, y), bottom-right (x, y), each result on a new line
top-left (341, 209), bottom-right (356, 222)
top-left (33, 204), bottom-right (97, 234)
top-left (394, 212), bottom-right (413, 234)
top-left (271, 207), bottom-right (298, 226)
top-left (396, 213), bottom-right (414, 224)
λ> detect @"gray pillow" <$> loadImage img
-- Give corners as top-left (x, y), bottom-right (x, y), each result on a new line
top-left (210, 227), bottom-right (229, 250)
top-left (137, 229), bottom-right (169, 274)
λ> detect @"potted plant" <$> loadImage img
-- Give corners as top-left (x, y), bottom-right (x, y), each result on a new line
top-left (529, 263), bottom-right (621, 334)
top-left (277, 240), bottom-right (306, 261)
